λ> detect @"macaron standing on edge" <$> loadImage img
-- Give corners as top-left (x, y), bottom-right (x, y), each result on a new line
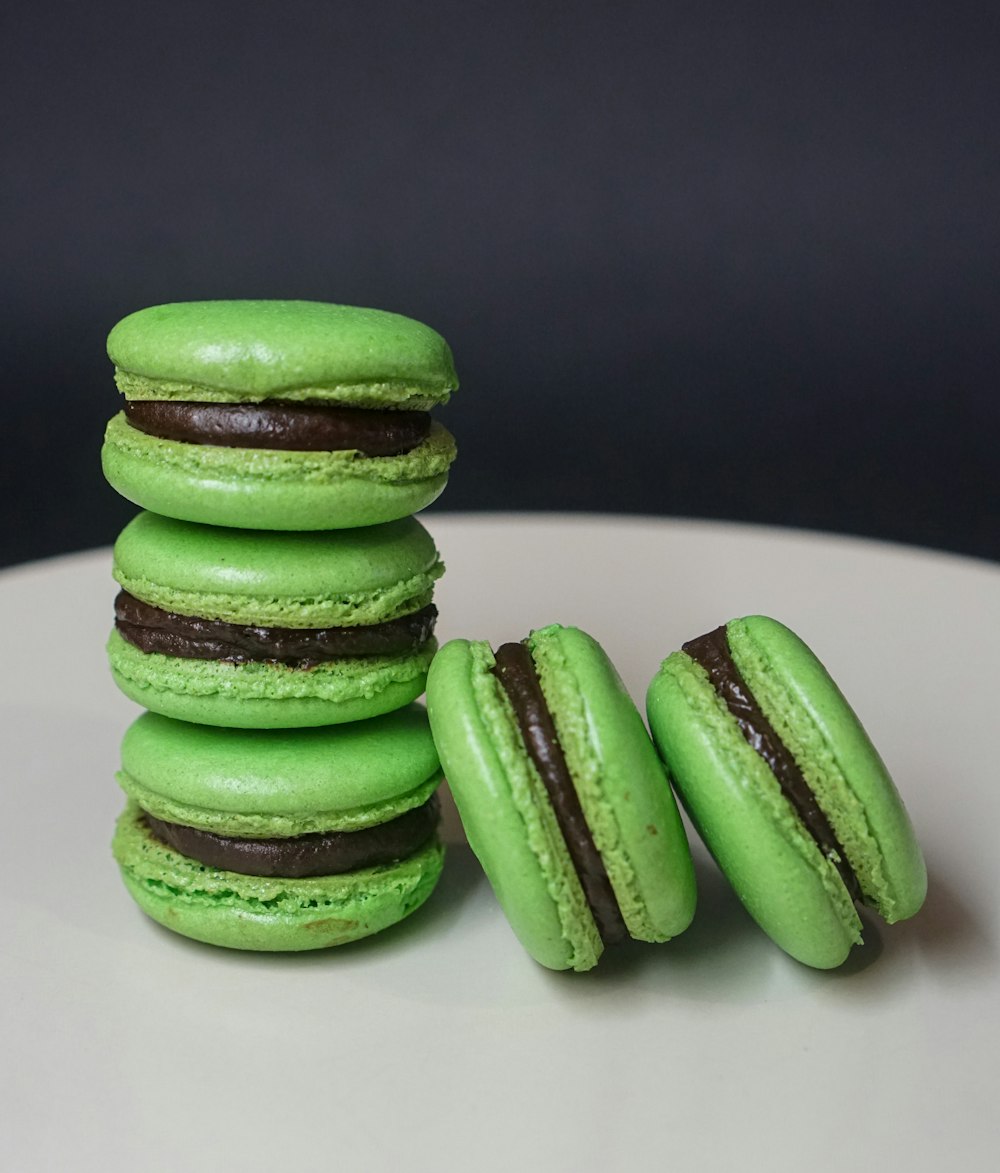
top-left (427, 624), bottom-right (696, 972)
top-left (112, 706), bottom-right (446, 950)
top-left (101, 300), bottom-right (458, 530)
top-left (646, 615), bottom-right (927, 970)
top-left (107, 511), bottom-right (444, 728)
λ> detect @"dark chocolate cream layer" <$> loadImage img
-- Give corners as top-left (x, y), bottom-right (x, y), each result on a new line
top-left (143, 795), bottom-right (440, 879)
top-left (124, 399), bottom-right (431, 456)
top-left (115, 591), bottom-right (436, 666)
top-left (683, 625), bottom-right (861, 901)
top-left (492, 642), bottom-right (628, 945)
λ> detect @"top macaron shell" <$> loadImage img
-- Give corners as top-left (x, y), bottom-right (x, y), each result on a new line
top-left (427, 625), bottom-right (696, 971)
top-left (646, 615), bottom-right (926, 969)
top-left (102, 300), bottom-right (458, 529)
top-left (112, 510), bottom-right (443, 627)
top-left (118, 707), bottom-right (444, 838)
top-left (107, 300), bottom-right (457, 407)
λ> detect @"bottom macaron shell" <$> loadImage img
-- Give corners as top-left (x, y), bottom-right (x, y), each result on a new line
top-left (113, 804), bottom-right (445, 951)
top-left (102, 413), bottom-right (454, 529)
top-left (107, 628), bottom-right (434, 728)
top-left (529, 626), bottom-right (696, 945)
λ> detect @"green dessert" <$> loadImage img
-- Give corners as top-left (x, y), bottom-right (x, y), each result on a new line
top-left (646, 615), bottom-right (927, 969)
top-left (112, 708), bottom-right (445, 951)
top-left (108, 511), bottom-right (443, 728)
top-left (427, 624), bottom-right (696, 971)
top-left (102, 300), bottom-right (458, 529)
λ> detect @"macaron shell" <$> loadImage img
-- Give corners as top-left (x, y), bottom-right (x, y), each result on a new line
top-left (113, 803), bottom-right (445, 951)
top-left (528, 625), bottom-right (696, 943)
top-left (727, 616), bottom-right (927, 923)
top-left (108, 628), bottom-right (434, 728)
top-left (108, 300), bottom-right (457, 406)
top-left (647, 651), bottom-right (862, 969)
top-left (119, 769), bottom-right (441, 839)
top-left (102, 413), bottom-right (454, 530)
top-left (117, 708), bottom-right (443, 835)
top-left (427, 639), bottom-right (602, 972)
top-left (113, 512), bottom-right (443, 627)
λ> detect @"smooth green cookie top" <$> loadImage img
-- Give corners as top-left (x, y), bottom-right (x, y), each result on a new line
top-left (113, 511), bottom-right (443, 626)
top-left (107, 300), bottom-right (457, 407)
top-left (726, 615), bottom-right (926, 923)
top-left (527, 625), bottom-right (696, 944)
top-left (118, 707), bottom-right (442, 835)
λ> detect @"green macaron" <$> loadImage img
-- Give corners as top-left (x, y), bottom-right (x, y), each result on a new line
top-left (108, 511), bottom-right (442, 728)
top-left (101, 300), bottom-right (458, 529)
top-left (111, 707), bottom-right (445, 951)
top-left (646, 615), bottom-right (927, 969)
top-left (426, 624), bottom-right (696, 972)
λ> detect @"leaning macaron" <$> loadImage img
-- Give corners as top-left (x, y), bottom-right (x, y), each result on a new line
top-left (112, 707), bottom-right (445, 950)
top-left (102, 300), bottom-right (457, 529)
top-left (426, 624), bottom-right (696, 972)
top-left (646, 615), bottom-right (927, 969)
top-left (108, 511), bottom-right (442, 728)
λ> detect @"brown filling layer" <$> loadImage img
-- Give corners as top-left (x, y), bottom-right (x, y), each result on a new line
top-left (492, 642), bottom-right (627, 946)
top-left (115, 590), bottom-right (436, 666)
top-left (683, 625), bottom-right (861, 901)
top-left (142, 794), bottom-right (440, 878)
top-left (123, 400), bottom-right (431, 455)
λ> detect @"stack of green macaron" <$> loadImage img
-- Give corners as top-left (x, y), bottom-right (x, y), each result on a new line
top-left (100, 300), bottom-right (928, 974)
top-left (102, 299), bottom-right (458, 951)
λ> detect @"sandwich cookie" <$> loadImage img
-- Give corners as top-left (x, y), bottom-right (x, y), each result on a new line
top-left (108, 511), bottom-right (442, 728)
top-left (112, 707), bottom-right (445, 950)
top-left (646, 615), bottom-right (927, 969)
top-left (427, 625), bottom-right (696, 972)
top-left (102, 300), bottom-right (457, 529)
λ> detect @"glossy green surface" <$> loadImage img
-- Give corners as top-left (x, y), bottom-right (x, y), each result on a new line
top-left (729, 616), bottom-right (926, 923)
top-left (117, 707), bottom-right (442, 836)
top-left (101, 414), bottom-right (455, 529)
top-left (429, 638), bottom-right (599, 971)
top-left (107, 300), bottom-right (457, 407)
top-left (113, 803), bottom-right (445, 951)
top-left (113, 511), bottom-right (443, 626)
top-left (529, 625), bottom-right (696, 943)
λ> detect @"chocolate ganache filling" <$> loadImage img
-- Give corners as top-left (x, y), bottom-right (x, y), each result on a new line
top-left (142, 794), bottom-right (439, 878)
top-left (115, 591), bottom-right (436, 666)
top-left (492, 642), bottom-right (627, 945)
top-left (683, 626), bottom-right (861, 901)
top-left (124, 400), bottom-right (431, 456)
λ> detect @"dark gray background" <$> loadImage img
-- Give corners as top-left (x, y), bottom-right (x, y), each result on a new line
top-left (3, 1), bottom-right (998, 567)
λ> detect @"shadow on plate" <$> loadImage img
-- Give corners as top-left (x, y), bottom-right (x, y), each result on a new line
top-left (897, 856), bottom-right (994, 977)
top-left (536, 849), bottom-right (956, 1005)
top-left (537, 852), bottom-right (781, 1004)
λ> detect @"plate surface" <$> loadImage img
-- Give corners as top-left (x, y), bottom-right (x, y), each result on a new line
top-left (3, 514), bottom-right (998, 1172)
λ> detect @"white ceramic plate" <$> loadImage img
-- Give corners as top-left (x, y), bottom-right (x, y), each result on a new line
top-left (3, 514), bottom-right (997, 1172)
